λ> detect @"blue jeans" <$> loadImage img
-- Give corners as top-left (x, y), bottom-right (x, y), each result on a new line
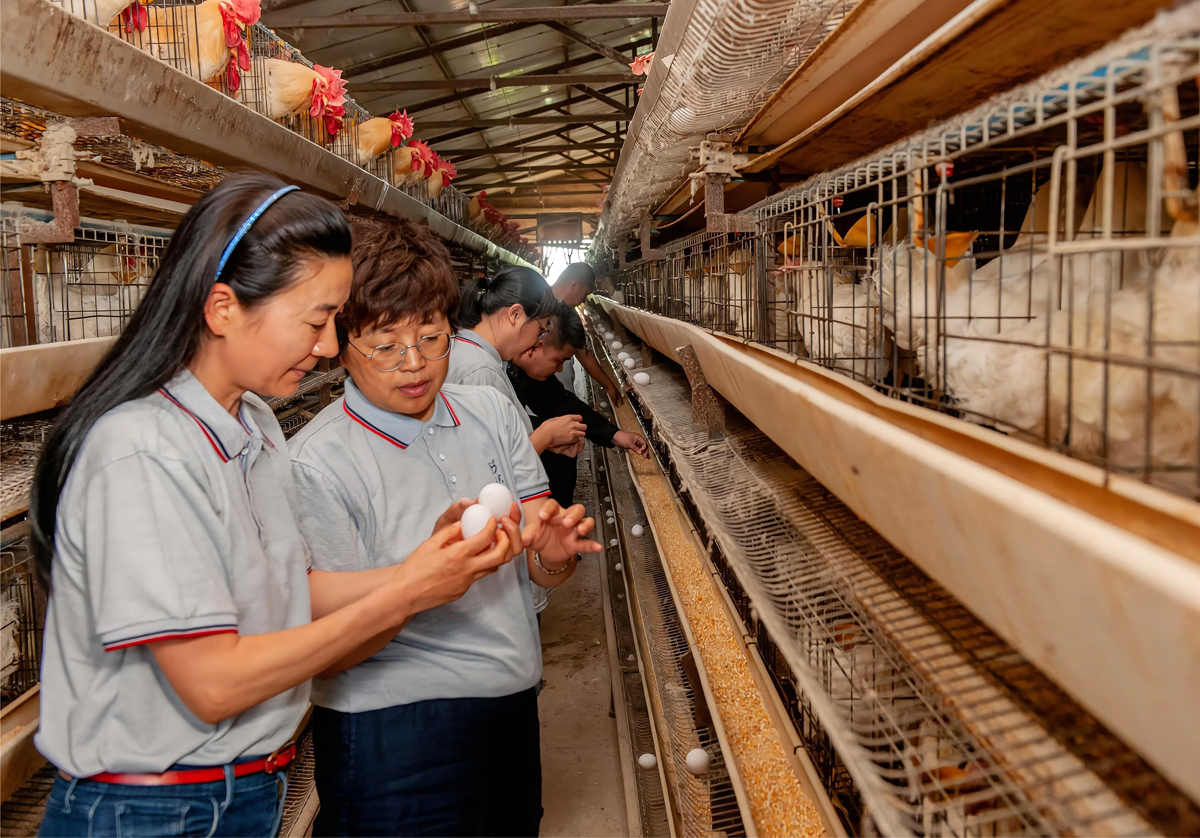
top-left (312, 688), bottom-right (542, 837)
top-left (38, 763), bottom-right (287, 838)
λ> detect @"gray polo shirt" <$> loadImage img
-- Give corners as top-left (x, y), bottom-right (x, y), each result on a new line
top-left (36, 369), bottom-right (313, 778)
top-left (446, 329), bottom-right (552, 613)
top-left (288, 379), bottom-right (550, 713)
top-left (446, 329), bottom-right (533, 434)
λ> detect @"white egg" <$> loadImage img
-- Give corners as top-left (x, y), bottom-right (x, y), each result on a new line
top-left (623, 358), bottom-right (636, 369)
top-left (604, 496), bottom-right (611, 503)
top-left (604, 331), bottom-right (614, 339)
top-left (477, 483), bottom-right (513, 520)
top-left (614, 563), bottom-right (623, 571)
top-left (606, 508), bottom-right (613, 516)
top-left (685, 748), bottom-right (710, 775)
top-left (460, 503), bottom-right (494, 539)
top-left (638, 753), bottom-right (657, 770)
top-left (600, 401), bottom-right (608, 408)
top-left (633, 372), bottom-right (651, 385)
top-left (610, 538), bottom-right (618, 546)
top-left (611, 340), bottom-right (623, 349)
top-left (618, 351), bottom-right (631, 361)
top-left (631, 524), bottom-right (644, 537)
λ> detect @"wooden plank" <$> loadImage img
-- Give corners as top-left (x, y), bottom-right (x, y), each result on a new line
top-left (1, 687), bottom-right (44, 806)
top-left (598, 300), bottom-right (1200, 803)
top-left (747, 0), bottom-right (1178, 173)
top-left (737, 0), bottom-right (972, 146)
top-left (0, 338), bottom-right (115, 420)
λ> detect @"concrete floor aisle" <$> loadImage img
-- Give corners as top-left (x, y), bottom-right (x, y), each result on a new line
top-left (537, 538), bottom-right (628, 837)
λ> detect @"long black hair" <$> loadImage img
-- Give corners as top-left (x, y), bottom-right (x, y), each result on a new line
top-left (29, 173), bottom-right (351, 590)
top-left (458, 264), bottom-right (557, 329)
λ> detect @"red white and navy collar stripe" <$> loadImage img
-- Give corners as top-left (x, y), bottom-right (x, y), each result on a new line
top-left (160, 387), bottom-right (234, 462)
top-left (439, 392), bottom-right (461, 427)
top-left (452, 334), bottom-right (483, 349)
top-left (344, 401), bottom-right (409, 449)
top-left (343, 382), bottom-right (463, 449)
top-left (520, 488), bottom-right (552, 502)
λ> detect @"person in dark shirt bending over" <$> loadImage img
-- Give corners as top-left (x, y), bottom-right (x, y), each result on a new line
top-left (509, 303), bottom-right (649, 507)
top-left (551, 262), bottom-right (623, 407)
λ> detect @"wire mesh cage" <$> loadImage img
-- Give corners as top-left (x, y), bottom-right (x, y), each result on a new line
top-left (752, 28), bottom-right (1200, 500)
top-left (601, 342), bottom-right (1200, 838)
top-left (613, 19), bottom-right (1200, 502)
top-left (1, 524), bottom-right (45, 704)
top-left (1, 217), bottom-right (32, 349)
top-left (26, 223), bottom-right (170, 343)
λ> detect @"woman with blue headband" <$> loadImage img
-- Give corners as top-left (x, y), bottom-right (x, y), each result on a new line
top-left (29, 174), bottom-right (526, 838)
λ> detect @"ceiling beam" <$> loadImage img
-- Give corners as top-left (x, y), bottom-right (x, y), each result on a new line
top-left (458, 164), bottom-right (616, 176)
top-left (420, 84), bottom-right (631, 144)
top-left (396, 0), bottom-right (504, 176)
top-left (572, 84), bottom-right (634, 113)
top-left (492, 186), bottom-right (609, 195)
top-left (340, 23), bottom-right (528, 80)
top-left (465, 177), bottom-right (611, 187)
top-left (441, 142), bottom-right (623, 157)
top-left (369, 37), bottom-right (651, 115)
top-left (268, 4), bottom-right (671, 28)
top-left (409, 114), bottom-right (630, 127)
top-left (353, 74), bottom-right (634, 92)
top-left (543, 21), bottom-right (632, 65)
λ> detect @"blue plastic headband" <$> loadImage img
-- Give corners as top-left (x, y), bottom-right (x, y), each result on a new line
top-left (214, 185), bottom-right (300, 282)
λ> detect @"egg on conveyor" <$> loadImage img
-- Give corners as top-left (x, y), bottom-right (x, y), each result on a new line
top-left (623, 358), bottom-right (636, 369)
top-left (685, 748), bottom-right (710, 775)
top-left (611, 340), bottom-right (623, 349)
top-left (639, 753), bottom-right (657, 770)
top-left (618, 351), bottom-right (631, 361)
top-left (460, 503), bottom-right (494, 539)
top-left (615, 563), bottom-right (623, 571)
top-left (600, 401), bottom-right (608, 408)
top-left (477, 482), bottom-right (513, 520)
top-left (633, 372), bottom-right (651, 385)
top-left (604, 331), bottom-right (614, 339)
top-left (610, 538), bottom-right (619, 546)
top-left (631, 524), bottom-right (644, 537)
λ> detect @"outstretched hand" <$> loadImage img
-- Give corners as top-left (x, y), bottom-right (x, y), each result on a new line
top-left (521, 499), bottom-right (604, 557)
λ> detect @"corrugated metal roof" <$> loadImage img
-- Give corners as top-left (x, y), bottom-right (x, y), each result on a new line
top-left (264, 0), bottom-right (655, 211)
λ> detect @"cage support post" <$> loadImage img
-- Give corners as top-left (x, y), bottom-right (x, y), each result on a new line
top-left (676, 343), bottom-right (723, 440)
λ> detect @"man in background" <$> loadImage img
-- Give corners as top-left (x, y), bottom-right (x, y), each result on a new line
top-left (552, 262), bottom-right (623, 406)
top-left (510, 303), bottom-right (649, 507)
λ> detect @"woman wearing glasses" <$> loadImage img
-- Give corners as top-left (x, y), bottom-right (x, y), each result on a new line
top-left (288, 215), bottom-right (601, 837)
top-left (29, 176), bottom-right (522, 838)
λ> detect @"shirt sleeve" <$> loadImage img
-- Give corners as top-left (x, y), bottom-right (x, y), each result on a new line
top-left (289, 460), bottom-right (368, 573)
top-left (511, 369), bottom-right (619, 448)
top-left (496, 396), bottom-right (551, 503)
top-left (77, 454), bottom-right (239, 651)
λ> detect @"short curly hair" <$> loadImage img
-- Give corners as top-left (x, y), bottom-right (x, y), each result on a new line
top-left (337, 213), bottom-right (460, 346)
